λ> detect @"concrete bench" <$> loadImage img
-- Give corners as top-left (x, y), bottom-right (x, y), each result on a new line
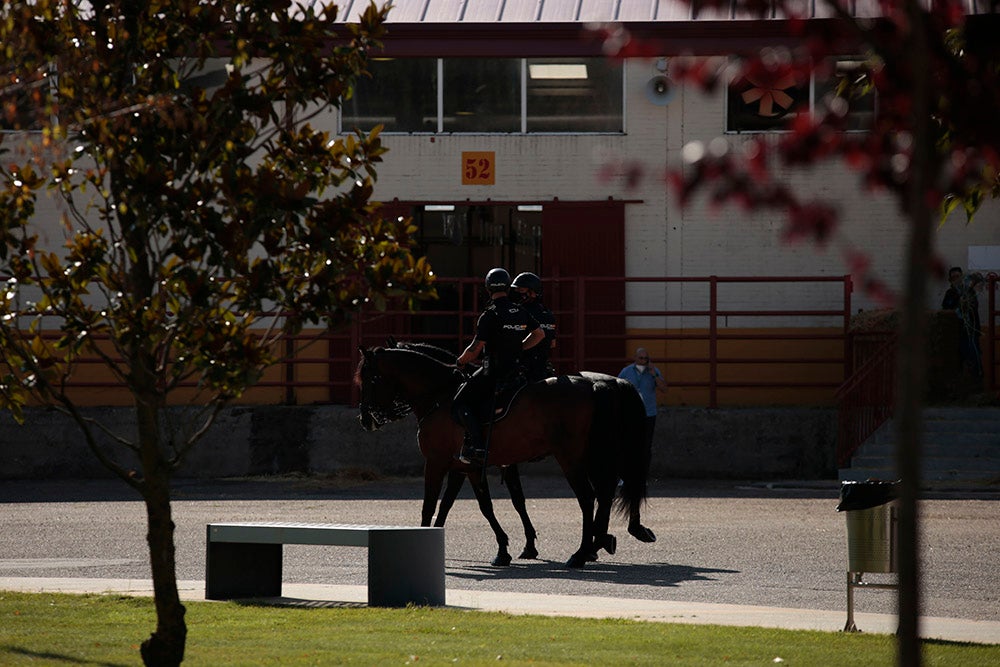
top-left (205, 522), bottom-right (445, 607)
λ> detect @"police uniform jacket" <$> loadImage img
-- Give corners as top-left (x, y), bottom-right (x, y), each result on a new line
top-left (473, 296), bottom-right (540, 379)
top-left (520, 300), bottom-right (556, 368)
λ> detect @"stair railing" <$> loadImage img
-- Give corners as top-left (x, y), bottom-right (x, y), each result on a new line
top-left (836, 333), bottom-right (897, 467)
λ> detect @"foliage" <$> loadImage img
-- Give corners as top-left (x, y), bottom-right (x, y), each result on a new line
top-left (592, 3), bottom-right (1000, 666)
top-left (0, 2), bottom-right (434, 664)
top-left (0, 0), bottom-right (434, 470)
top-left (595, 2), bottom-right (1000, 304)
top-left (4, 591), bottom-right (1000, 667)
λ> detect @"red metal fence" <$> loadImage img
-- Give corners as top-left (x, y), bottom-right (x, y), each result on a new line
top-left (317, 274), bottom-right (857, 406)
top-left (834, 274), bottom-right (1000, 466)
top-left (835, 334), bottom-right (897, 466)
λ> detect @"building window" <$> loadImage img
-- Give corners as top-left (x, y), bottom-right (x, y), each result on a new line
top-left (727, 70), bottom-right (807, 133)
top-left (526, 58), bottom-right (623, 133)
top-left (814, 59), bottom-right (876, 132)
top-left (443, 59), bottom-right (520, 132)
top-left (727, 59), bottom-right (876, 133)
top-left (340, 57), bottom-right (623, 135)
top-left (342, 58), bottom-right (437, 133)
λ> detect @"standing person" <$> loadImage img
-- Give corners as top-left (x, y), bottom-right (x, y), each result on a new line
top-left (942, 266), bottom-right (963, 310)
top-left (959, 272), bottom-right (985, 380)
top-left (511, 271), bottom-right (557, 381)
top-left (618, 347), bottom-right (667, 455)
top-left (453, 267), bottom-right (545, 466)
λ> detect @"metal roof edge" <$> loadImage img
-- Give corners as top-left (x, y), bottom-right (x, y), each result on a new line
top-left (373, 19), bottom-right (816, 57)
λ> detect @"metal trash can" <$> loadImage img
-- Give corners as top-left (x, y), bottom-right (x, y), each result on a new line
top-left (837, 480), bottom-right (900, 631)
top-left (838, 480), bottom-right (900, 572)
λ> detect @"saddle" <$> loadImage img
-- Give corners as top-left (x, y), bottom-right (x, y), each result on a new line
top-left (474, 372), bottom-right (530, 424)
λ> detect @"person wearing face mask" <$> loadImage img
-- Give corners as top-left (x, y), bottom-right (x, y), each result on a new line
top-left (510, 271), bottom-right (556, 381)
top-left (941, 266), bottom-right (963, 311)
top-left (618, 347), bottom-right (667, 457)
top-left (958, 272), bottom-right (985, 380)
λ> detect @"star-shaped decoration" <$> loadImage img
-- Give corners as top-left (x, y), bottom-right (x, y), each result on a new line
top-left (740, 73), bottom-right (799, 118)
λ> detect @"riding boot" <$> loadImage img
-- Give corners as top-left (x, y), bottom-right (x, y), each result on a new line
top-left (455, 406), bottom-right (487, 466)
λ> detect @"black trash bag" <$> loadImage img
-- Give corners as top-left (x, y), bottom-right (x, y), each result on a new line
top-left (836, 480), bottom-right (901, 512)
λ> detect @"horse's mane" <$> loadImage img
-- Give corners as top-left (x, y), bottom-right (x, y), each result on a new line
top-left (354, 344), bottom-right (460, 389)
top-left (391, 340), bottom-right (457, 366)
top-left (385, 345), bottom-right (456, 375)
top-left (382, 335), bottom-right (455, 363)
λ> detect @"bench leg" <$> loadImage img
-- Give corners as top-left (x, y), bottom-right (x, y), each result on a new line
top-left (206, 540), bottom-right (283, 600)
top-left (367, 529), bottom-right (446, 607)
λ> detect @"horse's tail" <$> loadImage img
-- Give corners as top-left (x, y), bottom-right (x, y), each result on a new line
top-left (614, 379), bottom-right (650, 520)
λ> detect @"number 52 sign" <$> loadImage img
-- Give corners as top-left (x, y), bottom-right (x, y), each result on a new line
top-left (462, 151), bottom-right (495, 185)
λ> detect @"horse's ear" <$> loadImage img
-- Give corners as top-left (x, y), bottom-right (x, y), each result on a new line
top-left (385, 335), bottom-right (397, 348)
top-left (359, 346), bottom-right (372, 362)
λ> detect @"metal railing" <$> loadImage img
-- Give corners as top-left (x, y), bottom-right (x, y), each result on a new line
top-left (334, 274), bottom-right (856, 406)
top-left (18, 275), bottom-right (853, 407)
top-left (835, 334), bottom-right (897, 467)
top-left (835, 274), bottom-right (1000, 467)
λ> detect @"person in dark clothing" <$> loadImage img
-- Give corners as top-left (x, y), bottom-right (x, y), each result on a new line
top-left (511, 271), bottom-right (557, 381)
top-left (959, 272), bottom-right (985, 379)
top-left (942, 266), bottom-right (963, 310)
top-left (453, 267), bottom-right (545, 466)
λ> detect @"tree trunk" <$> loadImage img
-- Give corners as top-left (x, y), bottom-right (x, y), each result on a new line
top-left (137, 400), bottom-right (187, 667)
top-left (896, 200), bottom-right (929, 667)
top-left (897, 2), bottom-right (933, 664)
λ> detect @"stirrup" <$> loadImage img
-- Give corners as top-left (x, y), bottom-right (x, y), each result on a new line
top-left (457, 447), bottom-right (487, 466)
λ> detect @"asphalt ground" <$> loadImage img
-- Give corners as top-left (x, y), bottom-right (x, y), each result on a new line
top-left (0, 474), bottom-right (998, 639)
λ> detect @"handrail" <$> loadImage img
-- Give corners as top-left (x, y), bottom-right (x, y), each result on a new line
top-left (7, 274), bottom-right (857, 407)
top-left (835, 333), bottom-right (897, 467)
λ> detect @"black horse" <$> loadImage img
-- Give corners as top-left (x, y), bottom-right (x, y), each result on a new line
top-left (356, 344), bottom-right (655, 567)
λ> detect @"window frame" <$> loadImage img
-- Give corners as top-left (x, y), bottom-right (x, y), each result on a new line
top-left (725, 57), bottom-right (877, 135)
top-left (340, 57), bottom-right (626, 136)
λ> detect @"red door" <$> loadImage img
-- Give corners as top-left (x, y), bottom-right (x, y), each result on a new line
top-left (542, 201), bottom-right (626, 374)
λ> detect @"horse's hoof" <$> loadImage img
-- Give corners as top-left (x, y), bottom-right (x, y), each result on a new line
top-left (602, 534), bottom-right (617, 555)
top-left (492, 552), bottom-right (513, 566)
top-left (519, 546), bottom-right (539, 560)
top-left (566, 553), bottom-right (588, 568)
top-left (628, 524), bottom-right (657, 543)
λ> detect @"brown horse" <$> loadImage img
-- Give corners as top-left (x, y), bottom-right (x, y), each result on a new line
top-left (384, 339), bottom-right (540, 561)
top-left (356, 345), bottom-right (656, 567)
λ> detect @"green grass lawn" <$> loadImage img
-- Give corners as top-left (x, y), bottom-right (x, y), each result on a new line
top-left (1, 591), bottom-right (996, 666)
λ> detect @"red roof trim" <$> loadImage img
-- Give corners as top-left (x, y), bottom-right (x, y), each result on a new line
top-left (383, 198), bottom-right (645, 206)
top-left (370, 20), bottom-right (823, 58)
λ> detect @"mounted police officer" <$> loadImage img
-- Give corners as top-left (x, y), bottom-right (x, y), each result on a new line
top-left (453, 267), bottom-right (545, 466)
top-left (510, 272), bottom-right (557, 381)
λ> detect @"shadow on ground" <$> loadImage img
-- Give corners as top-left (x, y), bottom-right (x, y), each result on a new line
top-left (445, 559), bottom-right (737, 589)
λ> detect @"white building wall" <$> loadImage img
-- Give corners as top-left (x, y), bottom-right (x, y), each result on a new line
top-left (326, 56), bottom-right (1000, 322)
top-left (16, 55), bottom-right (997, 324)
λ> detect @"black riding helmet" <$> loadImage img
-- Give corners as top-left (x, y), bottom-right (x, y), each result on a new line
top-left (484, 267), bottom-right (511, 293)
top-left (511, 271), bottom-right (542, 295)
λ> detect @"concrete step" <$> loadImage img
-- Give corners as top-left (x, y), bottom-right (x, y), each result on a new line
top-left (844, 451), bottom-right (1000, 481)
top-left (839, 466), bottom-right (1000, 485)
top-left (923, 407), bottom-right (1000, 420)
top-left (855, 443), bottom-right (1000, 460)
top-left (844, 408), bottom-right (1000, 486)
top-left (867, 426), bottom-right (1000, 445)
top-left (924, 419), bottom-right (1000, 434)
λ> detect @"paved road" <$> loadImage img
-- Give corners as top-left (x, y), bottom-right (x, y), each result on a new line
top-left (1, 474), bottom-right (997, 623)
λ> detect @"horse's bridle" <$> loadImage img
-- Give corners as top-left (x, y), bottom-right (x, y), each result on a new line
top-left (358, 351), bottom-right (412, 430)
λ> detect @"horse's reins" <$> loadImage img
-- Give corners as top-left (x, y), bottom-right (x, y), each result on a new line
top-left (415, 359), bottom-right (473, 427)
top-left (416, 400), bottom-right (443, 427)
top-left (361, 364), bottom-right (411, 427)
top-left (364, 350), bottom-right (458, 427)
